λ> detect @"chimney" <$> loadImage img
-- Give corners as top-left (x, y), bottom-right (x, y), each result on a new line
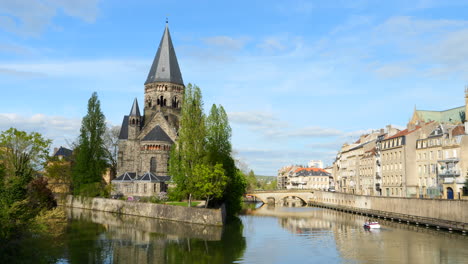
top-left (53, 147), bottom-right (58, 155)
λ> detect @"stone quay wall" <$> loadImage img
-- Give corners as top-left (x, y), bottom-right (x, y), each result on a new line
top-left (64, 195), bottom-right (225, 226)
top-left (310, 191), bottom-right (468, 224)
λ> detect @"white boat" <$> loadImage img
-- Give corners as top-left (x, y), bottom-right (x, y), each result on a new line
top-left (364, 222), bottom-right (381, 229)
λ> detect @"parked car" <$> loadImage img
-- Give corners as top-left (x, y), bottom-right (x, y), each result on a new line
top-left (328, 187), bottom-right (336, 192)
top-left (111, 193), bottom-right (123, 199)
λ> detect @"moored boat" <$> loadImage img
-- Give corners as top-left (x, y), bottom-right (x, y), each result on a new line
top-left (364, 221), bottom-right (381, 229)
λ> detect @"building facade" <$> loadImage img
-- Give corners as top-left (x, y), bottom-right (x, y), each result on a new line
top-left (329, 89), bottom-right (468, 199)
top-left (112, 22), bottom-right (183, 197)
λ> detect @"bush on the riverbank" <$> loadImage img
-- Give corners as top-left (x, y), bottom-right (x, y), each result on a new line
top-left (0, 128), bottom-right (58, 242)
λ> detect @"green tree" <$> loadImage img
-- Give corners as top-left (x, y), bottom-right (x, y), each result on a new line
top-left (193, 164), bottom-right (228, 208)
top-left (169, 84), bottom-right (207, 205)
top-left (72, 92), bottom-right (108, 196)
top-left (246, 169), bottom-right (257, 192)
top-left (103, 125), bottom-right (120, 179)
top-left (0, 128), bottom-right (55, 241)
top-left (206, 104), bottom-right (246, 215)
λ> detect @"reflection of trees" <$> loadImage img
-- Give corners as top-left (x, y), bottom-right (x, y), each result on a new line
top-left (65, 220), bottom-right (109, 264)
top-left (164, 217), bottom-right (246, 264)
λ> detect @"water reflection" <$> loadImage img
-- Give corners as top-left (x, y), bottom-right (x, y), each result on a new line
top-left (242, 204), bottom-right (468, 264)
top-left (66, 208), bottom-right (245, 264)
top-left (3, 205), bottom-right (468, 263)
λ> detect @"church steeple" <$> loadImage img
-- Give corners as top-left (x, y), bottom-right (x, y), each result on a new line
top-left (145, 23), bottom-right (184, 85)
top-left (129, 98), bottom-right (141, 117)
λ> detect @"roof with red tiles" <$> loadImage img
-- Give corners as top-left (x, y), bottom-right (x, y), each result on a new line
top-left (452, 125), bottom-right (465, 136)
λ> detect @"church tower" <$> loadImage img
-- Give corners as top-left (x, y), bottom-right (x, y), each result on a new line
top-left (117, 21), bottom-right (184, 179)
top-left (143, 21), bottom-right (184, 133)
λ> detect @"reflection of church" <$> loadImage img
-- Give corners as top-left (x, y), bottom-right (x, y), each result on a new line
top-left (112, 22), bottom-right (184, 197)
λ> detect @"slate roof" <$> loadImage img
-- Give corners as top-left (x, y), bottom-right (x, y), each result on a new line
top-left (145, 23), bottom-right (184, 85)
top-left (294, 168), bottom-right (331, 177)
top-left (129, 98), bottom-right (141, 117)
top-left (142, 125), bottom-right (173, 143)
top-left (136, 172), bottom-right (171, 182)
top-left (118, 116), bottom-right (129, 140)
top-left (54, 146), bottom-right (72, 157)
top-left (113, 172), bottom-right (137, 182)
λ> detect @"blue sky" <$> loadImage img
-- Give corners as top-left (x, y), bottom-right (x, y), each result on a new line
top-left (1, 0), bottom-right (468, 175)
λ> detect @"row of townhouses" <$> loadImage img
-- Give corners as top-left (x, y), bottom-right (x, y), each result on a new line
top-left (332, 90), bottom-right (468, 199)
top-left (277, 164), bottom-right (334, 191)
top-left (277, 90), bottom-right (468, 200)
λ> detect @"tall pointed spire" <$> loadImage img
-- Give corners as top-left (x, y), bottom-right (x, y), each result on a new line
top-left (145, 23), bottom-right (184, 85)
top-left (129, 98), bottom-right (141, 116)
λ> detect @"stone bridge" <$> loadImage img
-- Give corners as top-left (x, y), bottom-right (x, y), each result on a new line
top-left (246, 190), bottom-right (316, 205)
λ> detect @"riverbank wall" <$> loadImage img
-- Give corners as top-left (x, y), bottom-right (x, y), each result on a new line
top-left (64, 195), bottom-right (225, 226)
top-left (309, 190), bottom-right (468, 232)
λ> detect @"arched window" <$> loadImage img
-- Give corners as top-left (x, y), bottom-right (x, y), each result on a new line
top-left (150, 157), bottom-right (157, 173)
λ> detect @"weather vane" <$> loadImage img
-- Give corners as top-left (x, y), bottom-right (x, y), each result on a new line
top-left (166, 15), bottom-right (169, 24)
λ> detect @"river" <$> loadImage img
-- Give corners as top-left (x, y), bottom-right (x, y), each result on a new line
top-left (3, 204), bottom-right (468, 263)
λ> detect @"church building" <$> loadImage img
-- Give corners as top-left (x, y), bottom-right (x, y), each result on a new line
top-left (112, 22), bottom-right (184, 198)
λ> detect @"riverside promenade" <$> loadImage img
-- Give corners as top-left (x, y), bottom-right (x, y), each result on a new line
top-left (249, 190), bottom-right (468, 233)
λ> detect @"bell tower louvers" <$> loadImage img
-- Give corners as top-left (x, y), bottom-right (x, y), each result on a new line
top-left (116, 22), bottom-right (185, 188)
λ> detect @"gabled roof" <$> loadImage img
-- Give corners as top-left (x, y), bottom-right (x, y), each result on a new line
top-left (129, 98), bottom-right (141, 117)
top-left (54, 146), bottom-right (72, 157)
top-left (142, 125), bottom-right (173, 142)
top-left (145, 23), bottom-right (184, 85)
top-left (386, 126), bottom-right (420, 140)
top-left (113, 172), bottom-right (137, 182)
top-left (136, 172), bottom-right (171, 182)
top-left (118, 116), bottom-right (129, 140)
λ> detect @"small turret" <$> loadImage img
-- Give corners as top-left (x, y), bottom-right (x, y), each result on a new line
top-left (128, 98), bottom-right (141, 140)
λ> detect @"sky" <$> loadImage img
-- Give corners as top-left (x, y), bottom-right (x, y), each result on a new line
top-left (1, 0), bottom-right (468, 176)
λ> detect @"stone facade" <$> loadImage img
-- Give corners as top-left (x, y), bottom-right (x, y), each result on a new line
top-left (113, 23), bottom-right (184, 197)
top-left (329, 89), bottom-right (468, 199)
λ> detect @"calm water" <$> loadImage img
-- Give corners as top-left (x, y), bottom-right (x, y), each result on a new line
top-left (3, 204), bottom-right (468, 264)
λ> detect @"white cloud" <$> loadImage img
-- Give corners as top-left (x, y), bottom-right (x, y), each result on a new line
top-left (257, 37), bottom-right (286, 52)
top-left (0, 0), bottom-right (100, 36)
top-left (228, 111), bottom-right (286, 129)
top-left (0, 113), bottom-right (81, 148)
top-left (373, 64), bottom-right (414, 79)
top-left (203, 36), bottom-right (249, 50)
top-left (0, 59), bottom-right (147, 79)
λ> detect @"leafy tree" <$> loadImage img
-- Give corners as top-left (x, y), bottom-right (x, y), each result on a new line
top-left (206, 104), bottom-right (246, 215)
top-left (246, 169), bottom-right (257, 192)
top-left (170, 84), bottom-right (207, 206)
top-left (103, 125), bottom-right (120, 179)
top-left (224, 169), bottom-right (247, 215)
top-left (0, 128), bottom-right (51, 183)
top-left (0, 128), bottom-right (55, 241)
top-left (46, 156), bottom-right (73, 194)
top-left (26, 177), bottom-right (57, 215)
top-left (72, 92), bottom-right (108, 196)
top-left (193, 164), bottom-right (228, 208)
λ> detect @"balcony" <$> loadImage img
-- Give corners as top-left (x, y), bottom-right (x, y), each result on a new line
top-left (438, 170), bottom-right (460, 178)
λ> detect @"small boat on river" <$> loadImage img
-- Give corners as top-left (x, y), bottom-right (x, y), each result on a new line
top-left (364, 221), bottom-right (381, 229)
